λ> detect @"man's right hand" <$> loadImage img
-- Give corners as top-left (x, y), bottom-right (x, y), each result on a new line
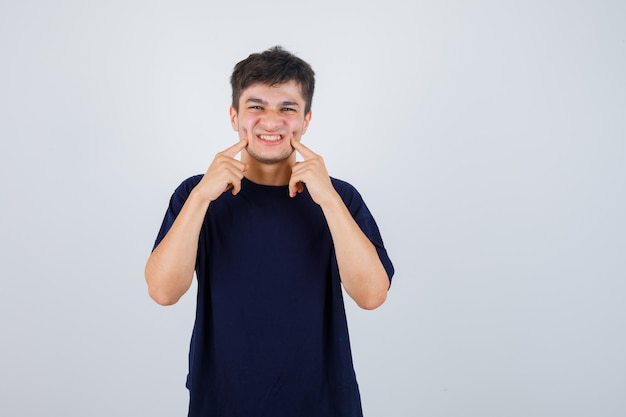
top-left (194, 139), bottom-right (248, 202)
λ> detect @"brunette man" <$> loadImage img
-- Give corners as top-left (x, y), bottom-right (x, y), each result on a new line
top-left (146, 46), bottom-right (394, 417)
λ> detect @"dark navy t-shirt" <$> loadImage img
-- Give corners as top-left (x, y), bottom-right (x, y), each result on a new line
top-left (154, 176), bottom-right (394, 417)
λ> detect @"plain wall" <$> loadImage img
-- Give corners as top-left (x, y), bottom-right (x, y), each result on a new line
top-left (1, 1), bottom-right (625, 416)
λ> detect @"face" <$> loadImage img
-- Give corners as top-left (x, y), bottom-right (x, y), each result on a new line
top-left (230, 81), bottom-right (312, 165)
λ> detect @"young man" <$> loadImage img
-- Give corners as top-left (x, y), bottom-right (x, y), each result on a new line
top-left (146, 46), bottom-right (394, 417)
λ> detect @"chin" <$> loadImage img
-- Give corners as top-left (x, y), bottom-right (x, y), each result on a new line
top-left (247, 148), bottom-right (294, 165)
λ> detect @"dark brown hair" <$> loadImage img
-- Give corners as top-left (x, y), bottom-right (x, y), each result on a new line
top-left (230, 46), bottom-right (315, 114)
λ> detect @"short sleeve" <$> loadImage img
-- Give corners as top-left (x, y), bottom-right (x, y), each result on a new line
top-left (152, 175), bottom-right (203, 251)
top-left (331, 178), bottom-right (395, 285)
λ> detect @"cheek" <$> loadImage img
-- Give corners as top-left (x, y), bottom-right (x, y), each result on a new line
top-left (289, 120), bottom-right (305, 133)
top-left (242, 116), bottom-right (260, 131)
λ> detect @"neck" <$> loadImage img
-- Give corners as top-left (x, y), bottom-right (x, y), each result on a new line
top-left (241, 154), bottom-right (296, 186)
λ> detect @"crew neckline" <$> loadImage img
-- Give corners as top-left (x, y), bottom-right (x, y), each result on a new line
top-left (241, 176), bottom-right (291, 196)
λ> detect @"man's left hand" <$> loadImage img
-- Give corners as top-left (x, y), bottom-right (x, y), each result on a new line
top-left (289, 139), bottom-right (338, 206)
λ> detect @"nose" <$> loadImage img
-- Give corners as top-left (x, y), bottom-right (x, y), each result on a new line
top-left (260, 110), bottom-right (283, 131)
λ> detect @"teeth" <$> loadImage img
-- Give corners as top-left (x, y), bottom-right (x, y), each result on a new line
top-left (259, 135), bottom-right (282, 141)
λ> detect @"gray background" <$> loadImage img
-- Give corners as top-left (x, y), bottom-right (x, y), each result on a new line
top-left (1, 0), bottom-right (625, 416)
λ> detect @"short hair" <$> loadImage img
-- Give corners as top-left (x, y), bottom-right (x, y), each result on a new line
top-left (230, 46), bottom-right (315, 114)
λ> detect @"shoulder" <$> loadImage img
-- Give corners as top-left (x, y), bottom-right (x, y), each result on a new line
top-left (330, 177), bottom-right (363, 204)
top-left (330, 177), bottom-right (370, 218)
top-left (166, 174), bottom-right (204, 209)
top-left (173, 174), bottom-right (204, 196)
top-left (330, 177), bottom-right (358, 194)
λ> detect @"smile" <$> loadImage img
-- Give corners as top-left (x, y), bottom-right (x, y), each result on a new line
top-left (258, 134), bottom-right (283, 142)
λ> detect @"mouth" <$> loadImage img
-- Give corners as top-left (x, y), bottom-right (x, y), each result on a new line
top-left (257, 134), bottom-right (284, 143)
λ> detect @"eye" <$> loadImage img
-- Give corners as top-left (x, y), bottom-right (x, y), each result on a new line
top-left (249, 105), bottom-right (263, 110)
top-left (281, 107), bottom-right (296, 112)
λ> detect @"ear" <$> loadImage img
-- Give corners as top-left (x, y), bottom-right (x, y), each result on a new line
top-left (302, 111), bottom-right (312, 135)
top-left (229, 106), bottom-right (238, 131)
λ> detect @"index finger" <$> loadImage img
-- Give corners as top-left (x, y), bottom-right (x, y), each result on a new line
top-left (222, 138), bottom-right (248, 158)
top-left (225, 138), bottom-right (248, 156)
top-left (290, 138), bottom-right (317, 160)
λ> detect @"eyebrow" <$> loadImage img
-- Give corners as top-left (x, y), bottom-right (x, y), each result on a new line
top-left (245, 98), bottom-right (300, 107)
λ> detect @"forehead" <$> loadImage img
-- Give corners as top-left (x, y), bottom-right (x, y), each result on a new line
top-left (239, 80), bottom-right (305, 104)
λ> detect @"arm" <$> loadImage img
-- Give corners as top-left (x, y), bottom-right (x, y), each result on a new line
top-left (289, 140), bottom-right (390, 310)
top-left (145, 139), bottom-right (248, 306)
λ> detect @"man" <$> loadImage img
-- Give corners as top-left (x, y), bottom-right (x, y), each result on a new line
top-left (146, 46), bottom-right (394, 417)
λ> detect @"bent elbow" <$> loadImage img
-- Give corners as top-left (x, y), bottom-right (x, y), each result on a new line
top-left (146, 270), bottom-right (182, 306)
top-left (145, 262), bottom-right (185, 306)
top-left (357, 290), bottom-right (387, 310)
top-left (148, 286), bottom-right (181, 306)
